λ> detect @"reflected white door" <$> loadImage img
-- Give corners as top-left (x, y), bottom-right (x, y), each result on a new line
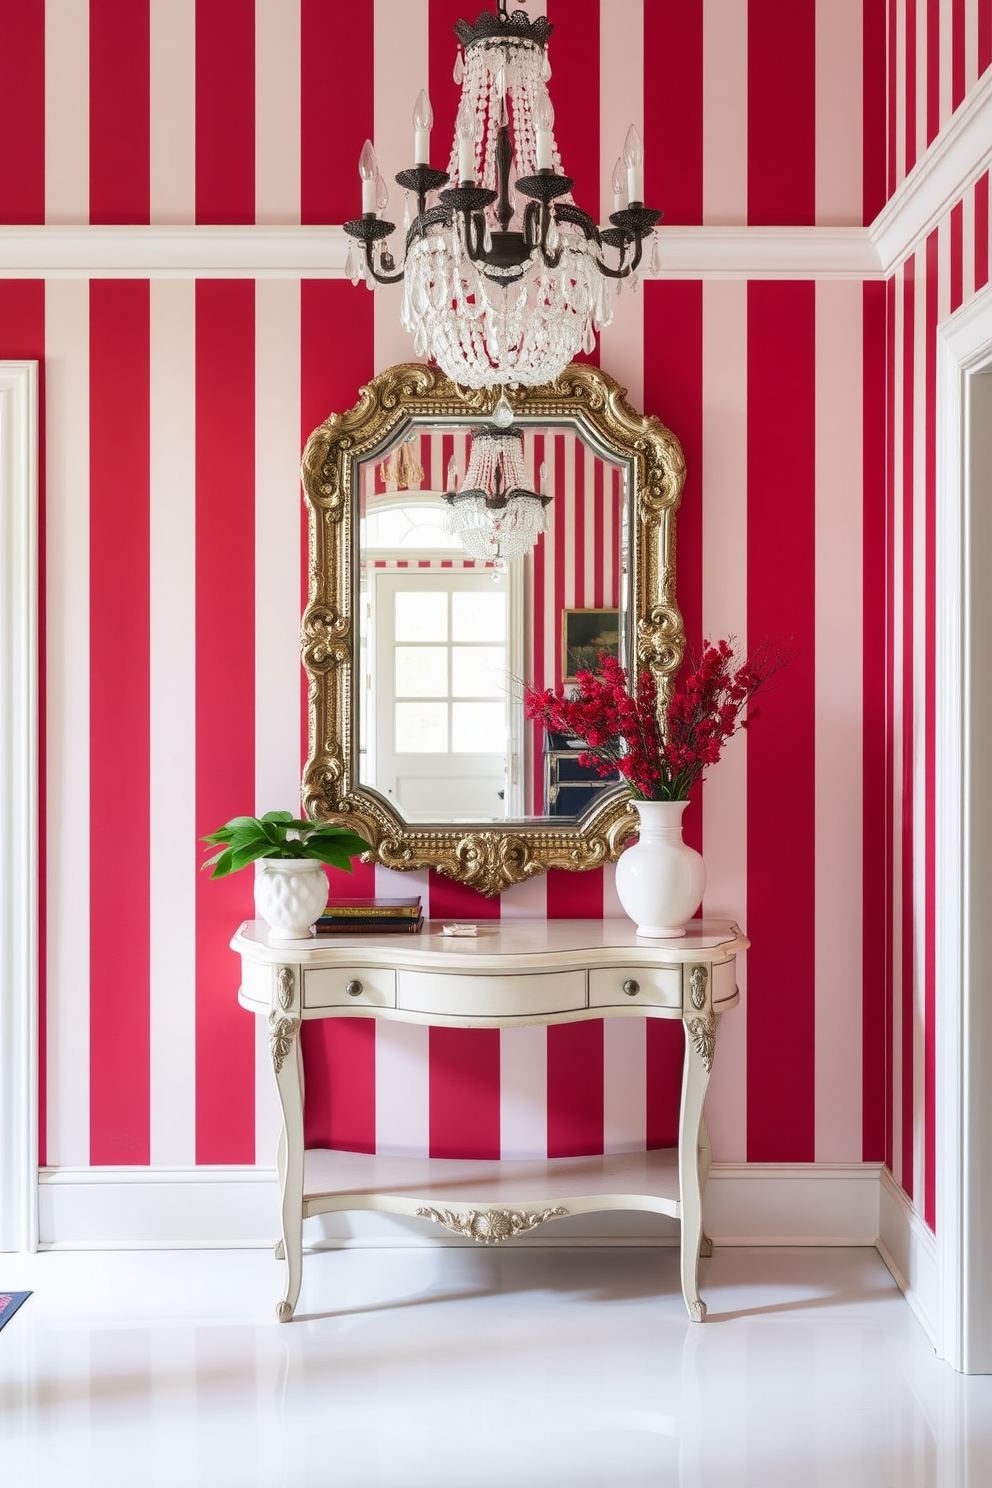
top-left (372, 570), bottom-right (510, 820)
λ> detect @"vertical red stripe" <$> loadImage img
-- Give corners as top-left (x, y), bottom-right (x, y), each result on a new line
top-left (429, 1027), bottom-right (500, 1158)
top-left (89, 280), bottom-right (150, 1163)
top-left (905, 0), bottom-right (918, 177)
top-left (924, 231), bottom-right (937, 1228)
top-left (950, 201), bottom-right (964, 311)
top-left (646, 1022), bottom-right (684, 1149)
top-left (0, 0), bottom-right (45, 223)
top-left (980, 0), bottom-right (992, 75)
top-left (644, 0), bottom-right (703, 225)
top-left (302, 1019), bottom-right (376, 1154)
top-left (298, 278), bottom-right (378, 1151)
top-left (926, 0), bottom-right (941, 147)
top-left (301, 0), bottom-right (374, 224)
top-left (976, 174), bottom-right (990, 291)
top-left (546, 868), bottom-right (604, 918)
top-left (747, 0), bottom-right (816, 226)
top-left (194, 281), bottom-right (256, 1163)
top-left (900, 259), bottom-right (915, 1200)
top-left (547, 1021), bottom-right (603, 1157)
top-left (546, 0), bottom-right (601, 223)
top-left (196, 0), bottom-right (255, 225)
top-left (643, 281), bottom-right (703, 858)
top-left (884, 272), bottom-right (897, 1173)
top-left (745, 282), bottom-right (816, 1162)
top-left (862, 280), bottom-right (889, 1162)
top-left (952, 0), bottom-right (967, 109)
top-left (429, 0), bottom-right (471, 185)
top-left (0, 281), bottom-right (47, 1161)
top-left (89, 0), bottom-right (150, 225)
top-left (429, 873), bottom-right (500, 920)
top-left (864, 0), bottom-right (889, 223)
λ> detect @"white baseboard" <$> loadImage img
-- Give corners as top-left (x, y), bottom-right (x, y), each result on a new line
top-left (37, 1160), bottom-right (886, 1251)
top-left (876, 1167), bottom-right (938, 1346)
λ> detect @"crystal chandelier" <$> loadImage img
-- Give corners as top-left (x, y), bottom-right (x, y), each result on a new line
top-left (343, 0), bottom-right (663, 389)
top-left (443, 426), bottom-right (550, 562)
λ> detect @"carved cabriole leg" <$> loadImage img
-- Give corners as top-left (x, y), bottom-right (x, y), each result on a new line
top-left (680, 987), bottom-right (717, 1322)
top-left (698, 1112), bottom-right (713, 1259)
top-left (274, 1126), bottom-right (287, 1259)
top-left (269, 974), bottom-right (304, 1322)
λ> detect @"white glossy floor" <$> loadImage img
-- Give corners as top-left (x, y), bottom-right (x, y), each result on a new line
top-left (2, 1245), bottom-right (991, 1487)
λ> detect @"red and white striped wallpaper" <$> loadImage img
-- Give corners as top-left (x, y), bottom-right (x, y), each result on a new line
top-left (0, 2), bottom-right (988, 1203)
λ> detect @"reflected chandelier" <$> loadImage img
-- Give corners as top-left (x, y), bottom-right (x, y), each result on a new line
top-left (443, 426), bottom-right (550, 562)
top-left (343, 0), bottom-right (663, 389)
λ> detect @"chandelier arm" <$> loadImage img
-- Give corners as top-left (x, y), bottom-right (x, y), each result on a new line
top-left (362, 236), bottom-right (406, 287)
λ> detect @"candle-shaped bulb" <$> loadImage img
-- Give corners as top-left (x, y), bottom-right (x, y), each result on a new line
top-left (456, 99), bottom-right (477, 182)
top-left (413, 89), bottom-right (433, 166)
top-left (375, 173), bottom-right (389, 212)
top-left (535, 92), bottom-right (555, 171)
top-left (539, 460), bottom-right (548, 494)
top-left (623, 124), bottom-right (644, 203)
top-left (612, 156), bottom-right (628, 211)
top-left (447, 455), bottom-right (459, 491)
top-left (359, 139), bottom-right (379, 213)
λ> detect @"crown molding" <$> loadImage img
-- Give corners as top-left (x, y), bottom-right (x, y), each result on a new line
top-left (0, 222), bottom-right (880, 280)
top-left (871, 67), bottom-right (992, 273)
top-left (0, 224), bottom-right (351, 278)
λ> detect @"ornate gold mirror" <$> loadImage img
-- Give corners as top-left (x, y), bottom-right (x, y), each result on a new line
top-left (301, 362), bottom-right (685, 895)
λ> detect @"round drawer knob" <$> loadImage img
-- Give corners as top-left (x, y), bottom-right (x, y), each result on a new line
top-left (345, 979), bottom-right (363, 998)
top-left (623, 979), bottom-right (640, 998)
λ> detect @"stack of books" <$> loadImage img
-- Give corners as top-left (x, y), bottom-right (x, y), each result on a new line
top-left (313, 896), bottom-right (424, 935)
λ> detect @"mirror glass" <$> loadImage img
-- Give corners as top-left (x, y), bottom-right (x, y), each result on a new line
top-left (356, 420), bottom-right (631, 826)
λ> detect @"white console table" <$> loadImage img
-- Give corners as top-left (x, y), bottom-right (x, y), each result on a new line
top-left (233, 917), bottom-right (747, 1323)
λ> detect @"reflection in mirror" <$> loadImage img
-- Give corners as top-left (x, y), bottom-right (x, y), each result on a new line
top-left (358, 424), bottom-right (629, 825)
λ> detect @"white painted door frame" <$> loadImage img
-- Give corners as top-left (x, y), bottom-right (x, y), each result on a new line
top-left (936, 284), bottom-right (992, 1374)
top-left (0, 362), bottom-right (39, 1253)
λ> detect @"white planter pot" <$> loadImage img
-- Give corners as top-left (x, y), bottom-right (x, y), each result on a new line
top-left (254, 859), bottom-right (328, 941)
top-left (614, 799), bottom-right (706, 938)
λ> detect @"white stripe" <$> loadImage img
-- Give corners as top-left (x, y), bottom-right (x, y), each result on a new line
top-left (965, 0), bottom-right (980, 97)
top-left (256, 0), bottom-right (302, 225)
top-left (813, 280), bottom-right (864, 1163)
top-left (895, 0), bottom-right (907, 191)
top-left (500, 873), bottom-right (548, 919)
top-left (253, 278), bottom-right (303, 1159)
top-left (602, 861), bottom-right (625, 919)
top-left (562, 432), bottom-right (576, 610)
top-left (499, 1025), bottom-right (547, 1158)
top-left (542, 436), bottom-right (556, 684)
top-left (702, 0), bottom-right (748, 225)
top-left (374, 1022), bottom-right (430, 1157)
top-left (598, 0), bottom-right (644, 407)
top-left (45, 0), bottom-right (89, 223)
top-left (911, 242), bottom-right (928, 1215)
top-left (375, 863), bottom-right (431, 917)
top-left (603, 1018), bottom-right (646, 1154)
top-left (582, 442), bottom-right (596, 608)
top-left (44, 280), bottom-right (91, 1165)
top-left (700, 279), bottom-right (748, 1164)
top-left (815, 0), bottom-right (863, 225)
top-left (150, 0), bottom-right (196, 224)
top-left (148, 280), bottom-right (197, 1167)
top-left (891, 262), bottom-right (905, 1190)
top-left (373, 0), bottom-right (428, 373)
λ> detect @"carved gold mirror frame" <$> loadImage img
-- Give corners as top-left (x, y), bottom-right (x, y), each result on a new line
top-left (301, 362), bottom-right (685, 896)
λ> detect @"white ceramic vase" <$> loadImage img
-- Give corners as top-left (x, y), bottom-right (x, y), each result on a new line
top-left (614, 799), bottom-right (706, 938)
top-left (254, 859), bottom-right (327, 941)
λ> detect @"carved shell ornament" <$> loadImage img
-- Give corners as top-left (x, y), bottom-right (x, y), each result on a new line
top-left (416, 1205), bottom-right (568, 1243)
top-left (301, 362), bottom-right (685, 895)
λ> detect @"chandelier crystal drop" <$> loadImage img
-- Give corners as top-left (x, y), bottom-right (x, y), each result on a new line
top-left (343, 0), bottom-right (663, 389)
top-left (443, 426), bottom-right (550, 562)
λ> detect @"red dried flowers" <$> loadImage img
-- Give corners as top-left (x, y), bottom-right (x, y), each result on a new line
top-left (524, 640), bottom-right (785, 802)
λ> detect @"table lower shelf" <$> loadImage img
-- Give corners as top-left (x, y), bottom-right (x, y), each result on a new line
top-left (302, 1148), bottom-right (683, 1238)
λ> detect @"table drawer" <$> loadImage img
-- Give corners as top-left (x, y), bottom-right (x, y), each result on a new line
top-left (397, 968), bottom-right (587, 1018)
top-left (589, 965), bottom-right (682, 1009)
top-left (304, 966), bottom-right (396, 1010)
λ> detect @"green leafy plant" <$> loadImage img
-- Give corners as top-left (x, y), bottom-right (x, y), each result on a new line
top-left (200, 811), bottom-right (370, 879)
